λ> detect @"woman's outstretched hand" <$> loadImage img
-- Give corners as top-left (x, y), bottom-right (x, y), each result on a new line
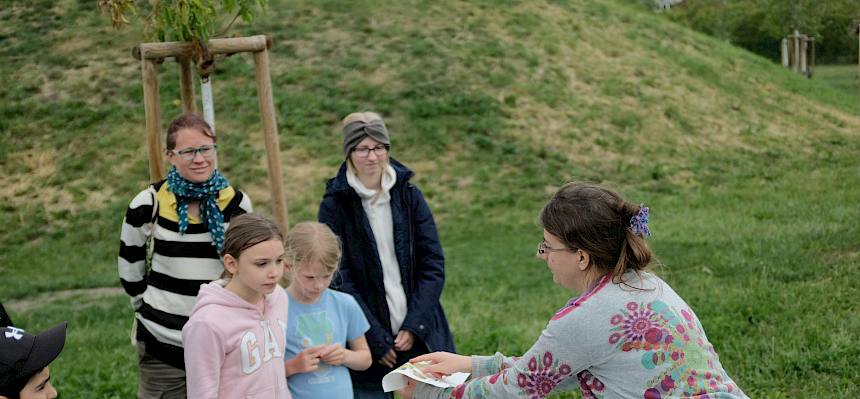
top-left (410, 352), bottom-right (471, 379)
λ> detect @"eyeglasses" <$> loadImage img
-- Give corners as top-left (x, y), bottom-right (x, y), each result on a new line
top-left (537, 240), bottom-right (574, 255)
top-left (171, 144), bottom-right (217, 162)
top-left (352, 145), bottom-right (389, 158)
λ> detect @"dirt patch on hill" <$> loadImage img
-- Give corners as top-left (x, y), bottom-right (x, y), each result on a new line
top-left (7, 287), bottom-right (125, 312)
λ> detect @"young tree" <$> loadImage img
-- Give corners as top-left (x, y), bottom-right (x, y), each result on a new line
top-left (98, 0), bottom-right (268, 42)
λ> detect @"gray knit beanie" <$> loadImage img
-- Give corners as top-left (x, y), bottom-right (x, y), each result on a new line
top-left (342, 119), bottom-right (390, 157)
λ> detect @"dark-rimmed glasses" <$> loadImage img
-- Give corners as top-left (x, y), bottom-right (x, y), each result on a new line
top-left (352, 145), bottom-right (389, 158)
top-left (171, 144), bottom-right (217, 162)
top-left (537, 240), bottom-right (574, 255)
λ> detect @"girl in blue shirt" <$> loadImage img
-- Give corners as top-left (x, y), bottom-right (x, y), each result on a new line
top-left (283, 222), bottom-right (373, 398)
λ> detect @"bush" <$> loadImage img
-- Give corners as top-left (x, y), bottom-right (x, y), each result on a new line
top-left (641, 0), bottom-right (860, 64)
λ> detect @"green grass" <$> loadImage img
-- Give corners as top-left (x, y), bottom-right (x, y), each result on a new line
top-left (2, 0), bottom-right (860, 397)
top-left (9, 291), bottom-right (137, 398)
top-left (815, 64), bottom-right (860, 108)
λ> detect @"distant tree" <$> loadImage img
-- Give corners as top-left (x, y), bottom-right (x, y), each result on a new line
top-left (660, 0), bottom-right (859, 63)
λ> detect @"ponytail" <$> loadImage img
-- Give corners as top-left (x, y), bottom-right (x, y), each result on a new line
top-left (541, 182), bottom-right (655, 286)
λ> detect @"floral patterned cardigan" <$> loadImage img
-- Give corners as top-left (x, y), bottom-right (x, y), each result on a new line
top-left (413, 272), bottom-right (748, 399)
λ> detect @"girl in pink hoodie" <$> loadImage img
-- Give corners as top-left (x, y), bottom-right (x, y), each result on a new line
top-left (183, 213), bottom-right (291, 398)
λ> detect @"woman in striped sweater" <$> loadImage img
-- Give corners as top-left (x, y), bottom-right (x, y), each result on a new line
top-left (118, 113), bottom-right (252, 399)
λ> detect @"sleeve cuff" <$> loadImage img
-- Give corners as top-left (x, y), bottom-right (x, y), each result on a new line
top-left (470, 354), bottom-right (502, 379)
top-left (370, 336), bottom-right (394, 360)
top-left (130, 295), bottom-right (143, 311)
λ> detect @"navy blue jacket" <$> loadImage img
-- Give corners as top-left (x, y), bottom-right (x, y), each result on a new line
top-left (318, 159), bottom-right (455, 390)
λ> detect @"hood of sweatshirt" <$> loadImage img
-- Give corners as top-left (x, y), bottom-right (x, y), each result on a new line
top-left (191, 279), bottom-right (276, 315)
top-left (323, 157), bottom-right (414, 198)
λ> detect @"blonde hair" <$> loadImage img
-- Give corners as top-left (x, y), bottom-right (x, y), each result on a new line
top-left (281, 222), bottom-right (342, 286)
top-left (342, 111), bottom-right (384, 128)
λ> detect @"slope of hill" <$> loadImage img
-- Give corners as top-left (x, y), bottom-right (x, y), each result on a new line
top-left (1, 0), bottom-right (858, 396)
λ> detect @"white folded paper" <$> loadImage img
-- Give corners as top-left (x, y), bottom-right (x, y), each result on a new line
top-left (382, 361), bottom-right (470, 392)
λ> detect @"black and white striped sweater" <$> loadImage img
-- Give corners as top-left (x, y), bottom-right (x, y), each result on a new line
top-left (118, 180), bottom-right (252, 369)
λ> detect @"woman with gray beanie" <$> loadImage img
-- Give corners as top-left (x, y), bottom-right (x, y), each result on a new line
top-left (318, 112), bottom-right (455, 399)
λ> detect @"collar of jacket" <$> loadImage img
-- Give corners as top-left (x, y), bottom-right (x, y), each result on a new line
top-left (325, 157), bottom-right (414, 197)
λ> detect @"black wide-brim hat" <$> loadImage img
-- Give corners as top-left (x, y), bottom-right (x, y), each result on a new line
top-left (0, 322), bottom-right (67, 394)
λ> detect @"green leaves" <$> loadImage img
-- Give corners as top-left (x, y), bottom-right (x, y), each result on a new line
top-left (98, 0), bottom-right (269, 42)
top-left (661, 0), bottom-right (860, 62)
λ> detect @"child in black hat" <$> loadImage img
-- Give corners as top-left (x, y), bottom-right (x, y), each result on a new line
top-left (0, 322), bottom-right (66, 399)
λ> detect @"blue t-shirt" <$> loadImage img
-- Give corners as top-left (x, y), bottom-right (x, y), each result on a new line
top-left (285, 288), bottom-right (370, 399)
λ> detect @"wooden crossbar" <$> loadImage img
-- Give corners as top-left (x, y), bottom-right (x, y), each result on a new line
top-left (133, 35), bottom-right (272, 60)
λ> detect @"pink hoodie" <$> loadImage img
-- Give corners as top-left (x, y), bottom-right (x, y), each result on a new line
top-left (183, 280), bottom-right (291, 398)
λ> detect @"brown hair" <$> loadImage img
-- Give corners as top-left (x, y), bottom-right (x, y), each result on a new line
top-left (220, 213), bottom-right (284, 278)
top-left (282, 222), bottom-right (342, 286)
top-left (165, 113), bottom-right (216, 150)
top-left (539, 182), bottom-right (653, 286)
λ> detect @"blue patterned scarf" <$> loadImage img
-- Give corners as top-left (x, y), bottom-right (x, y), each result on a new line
top-left (166, 166), bottom-right (230, 251)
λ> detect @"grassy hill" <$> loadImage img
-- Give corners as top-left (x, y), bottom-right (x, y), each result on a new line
top-left (2, 0), bottom-right (859, 397)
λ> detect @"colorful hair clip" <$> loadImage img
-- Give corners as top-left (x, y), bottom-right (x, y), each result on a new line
top-left (629, 205), bottom-right (651, 237)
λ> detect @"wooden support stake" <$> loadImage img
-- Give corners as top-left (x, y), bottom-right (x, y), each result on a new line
top-left (800, 37), bottom-right (807, 75)
top-left (142, 59), bottom-right (165, 181)
top-left (135, 35), bottom-right (271, 60)
top-left (809, 38), bottom-right (815, 78)
top-left (179, 57), bottom-right (196, 113)
top-left (793, 31), bottom-right (800, 73)
top-left (254, 48), bottom-right (289, 232)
